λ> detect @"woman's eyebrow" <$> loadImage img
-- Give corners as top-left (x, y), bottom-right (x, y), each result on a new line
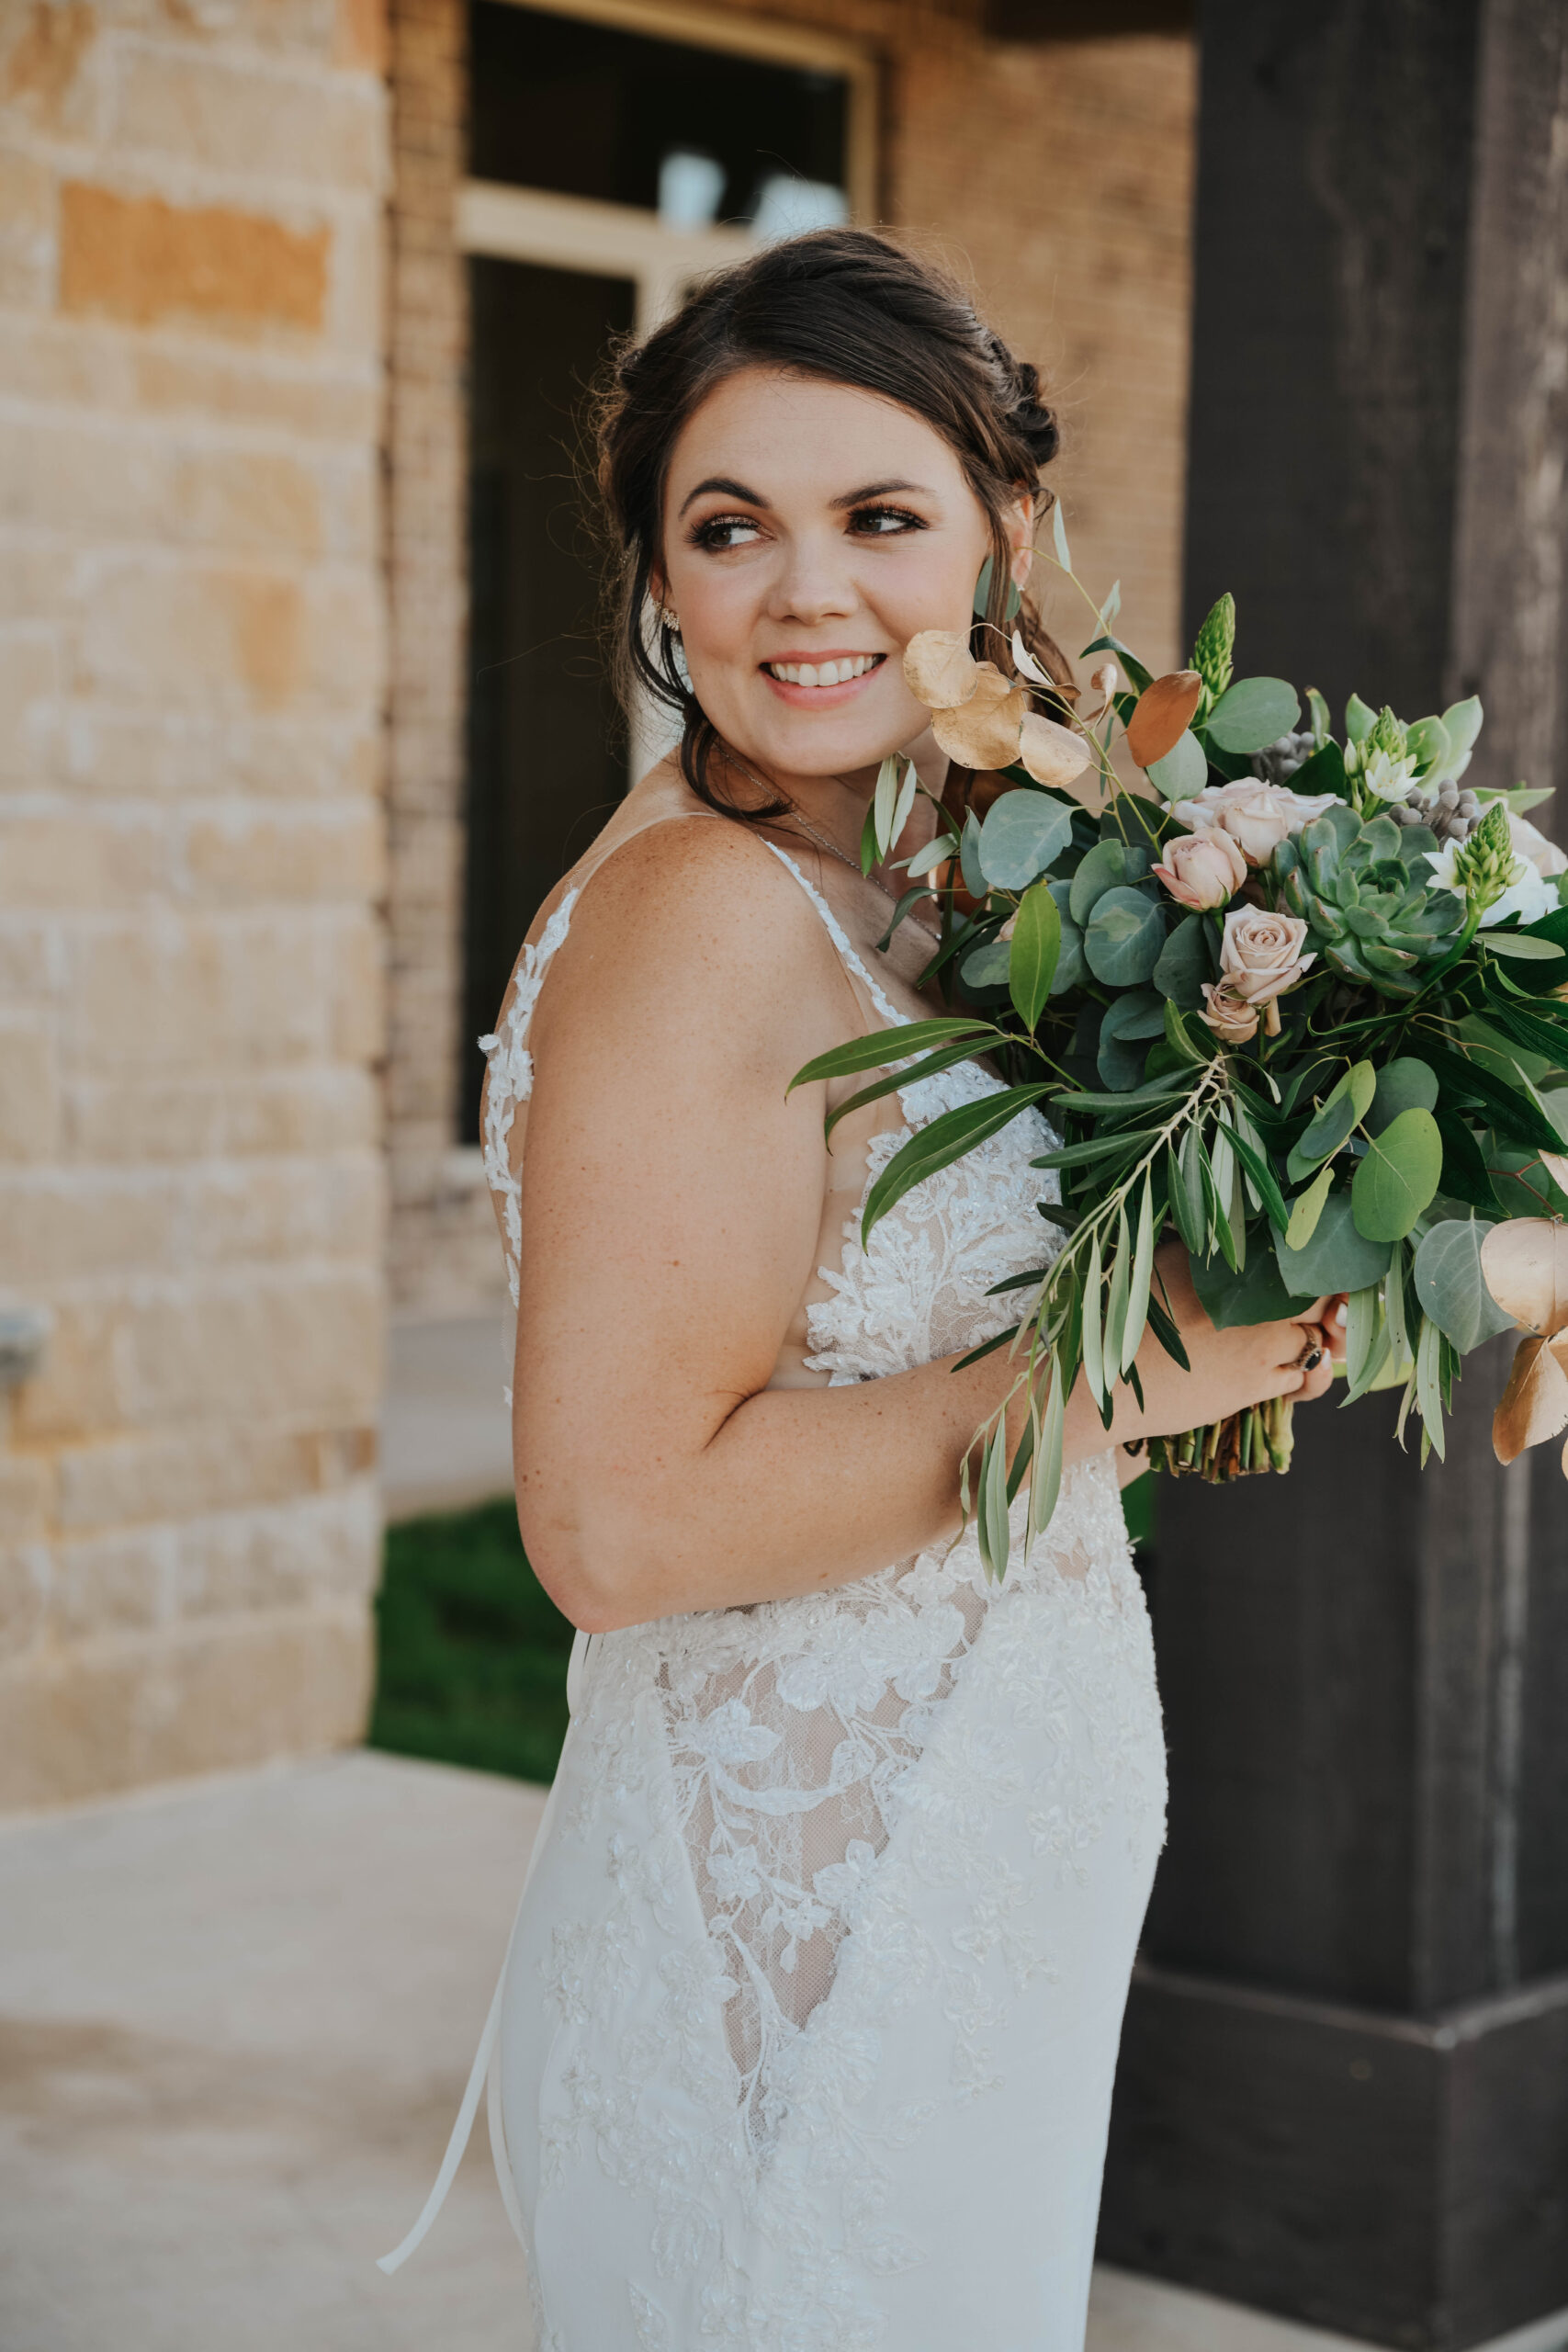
top-left (677, 475), bottom-right (766, 517)
top-left (829, 478), bottom-right (928, 509)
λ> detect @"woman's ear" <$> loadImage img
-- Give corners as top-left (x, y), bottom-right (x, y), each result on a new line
top-left (1005, 492), bottom-right (1036, 592)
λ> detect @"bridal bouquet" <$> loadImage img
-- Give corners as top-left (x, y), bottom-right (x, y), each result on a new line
top-left (792, 561), bottom-right (1568, 1575)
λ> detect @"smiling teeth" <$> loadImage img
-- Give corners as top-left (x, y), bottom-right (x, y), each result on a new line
top-left (767, 655), bottom-right (881, 686)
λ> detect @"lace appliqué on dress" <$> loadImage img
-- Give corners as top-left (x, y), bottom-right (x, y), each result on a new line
top-left (478, 888), bottom-right (577, 1310)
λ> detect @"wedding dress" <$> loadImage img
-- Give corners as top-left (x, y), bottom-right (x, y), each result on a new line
top-left (383, 783), bottom-right (1167, 2350)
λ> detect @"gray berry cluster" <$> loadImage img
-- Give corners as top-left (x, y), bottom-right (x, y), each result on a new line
top-left (1385, 777), bottom-right (1482, 842)
top-left (1251, 730), bottom-right (1318, 786)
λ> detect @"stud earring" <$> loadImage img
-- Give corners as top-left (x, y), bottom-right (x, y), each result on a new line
top-left (657, 603), bottom-right (680, 635)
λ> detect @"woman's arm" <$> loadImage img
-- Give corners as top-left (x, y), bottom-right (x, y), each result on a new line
top-left (511, 822), bottom-right (1335, 1633)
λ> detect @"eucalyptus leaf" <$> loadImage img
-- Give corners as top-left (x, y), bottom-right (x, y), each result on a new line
top-left (974, 556), bottom-right (1022, 622)
top-left (960, 939), bottom-right (1013, 990)
top-left (1153, 912), bottom-right (1211, 1008)
top-left (1085, 887), bottom-right (1166, 987)
top-left (1100, 988), bottom-right (1168, 1043)
top-left (1351, 1106), bottom-right (1443, 1242)
top-left (978, 789), bottom-right (1076, 890)
top-left (1147, 729), bottom-right (1208, 798)
top-left (1367, 1057), bottom-right (1439, 1136)
top-left (1068, 838), bottom-right (1131, 924)
top-left (1413, 1218), bottom-right (1515, 1353)
top-left (1204, 676), bottom-right (1302, 755)
top-left (1191, 1246), bottom-right (1313, 1329)
top-left (1285, 1162), bottom-right (1335, 1252)
top-left (1051, 500), bottom-right (1072, 573)
top-left (1296, 1061), bottom-right (1377, 1168)
top-left (1274, 1191), bottom-right (1392, 1295)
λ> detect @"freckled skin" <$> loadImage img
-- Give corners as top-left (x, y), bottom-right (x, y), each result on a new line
top-left (502, 369), bottom-right (1342, 1634)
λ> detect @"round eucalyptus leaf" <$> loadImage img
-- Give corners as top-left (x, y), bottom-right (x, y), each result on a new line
top-left (1085, 887), bottom-right (1166, 987)
top-left (1274, 1192), bottom-right (1392, 1296)
top-left (1100, 988), bottom-right (1168, 1043)
top-left (1192, 1247), bottom-right (1314, 1329)
top-left (1204, 676), bottom-right (1303, 756)
top-left (1366, 1057), bottom-right (1440, 1137)
top-left (1153, 912), bottom-right (1212, 1008)
top-left (1350, 1106), bottom-right (1443, 1242)
top-left (1148, 729), bottom-right (1208, 800)
top-left (1413, 1219), bottom-right (1515, 1353)
top-left (1067, 838), bottom-right (1129, 925)
top-left (959, 939), bottom-right (1012, 991)
top-left (977, 790), bottom-right (1075, 891)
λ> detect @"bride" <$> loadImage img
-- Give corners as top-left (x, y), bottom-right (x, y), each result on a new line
top-left (388, 229), bottom-right (1340, 2349)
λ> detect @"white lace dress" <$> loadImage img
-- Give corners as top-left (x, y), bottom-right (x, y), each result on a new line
top-left (386, 812), bottom-right (1166, 2351)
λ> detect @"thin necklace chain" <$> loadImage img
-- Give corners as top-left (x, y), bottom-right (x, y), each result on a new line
top-left (719, 746), bottom-right (897, 901)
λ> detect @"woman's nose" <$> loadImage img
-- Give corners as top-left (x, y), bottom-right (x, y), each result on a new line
top-left (765, 532), bottom-right (858, 624)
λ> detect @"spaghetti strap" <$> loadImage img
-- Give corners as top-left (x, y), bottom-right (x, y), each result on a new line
top-left (759, 840), bottom-right (910, 1032)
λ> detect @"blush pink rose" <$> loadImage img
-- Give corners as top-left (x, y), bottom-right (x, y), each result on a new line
top-left (1170, 779), bottom-right (1339, 867)
top-left (1219, 908), bottom-right (1315, 1006)
top-left (1199, 976), bottom-right (1259, 1044)
top-left (1152, 828), bottom-right (1248, 910)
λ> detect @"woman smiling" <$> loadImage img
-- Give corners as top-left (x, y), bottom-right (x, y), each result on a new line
top-left (386, 229), bottom-right (1341, 2350)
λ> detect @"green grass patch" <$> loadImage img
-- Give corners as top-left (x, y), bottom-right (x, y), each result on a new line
top-left (368, 1498), bottom-right (574, 1785)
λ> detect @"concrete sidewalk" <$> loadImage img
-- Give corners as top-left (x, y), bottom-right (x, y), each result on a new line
top-left (1, 1750), bottom-right (1555, 2352)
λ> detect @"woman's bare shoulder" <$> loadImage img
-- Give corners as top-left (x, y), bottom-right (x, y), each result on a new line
top-left (525, 811), bottom-right (848, 1061)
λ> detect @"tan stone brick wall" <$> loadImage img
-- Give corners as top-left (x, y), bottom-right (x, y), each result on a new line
top-left (0, 0), bottom-right (389, 1809)
top-left (383, 0), bottom-right (1195, 1319)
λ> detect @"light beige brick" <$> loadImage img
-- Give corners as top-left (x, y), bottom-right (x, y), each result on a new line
top-left (182, 799), bottom-right (384, 902)
top-left (11, 1294), bottom-right (131, 1445)
top-left (62, 1066), bottom-right (379, 1161)
top-left (173, 1482), bottom-right (378, 1618)
top-left (121, 1266), bottom-right (382, 1428)
top-left (0, 1456), bottom-right (51, 1543)
top-left (0, 1169), bottom-right (175, 1284)
top-left (64, 912), bottom-right (344, 1071)
top-left (49, 1524), bottom-right (174, 1641)
top-left (0, 1544), bottom-right (49, 1662)
top-left (55, 1421), bottom-right (375, 1533)
top-left (0, 1013), bottom-right (59, 1162)
top-left (0, 807), bottom-right (167, 908)
top-left (1, 0), bottom-right (99, 134)
top-left (0, 142), bottom-right (54, 310)
top-left (0, 632), bottom-right (61, 785)
top-left (110, 46), bottom-right (383, 192)
top-left (0, 1606), bottom-right (373, 1808)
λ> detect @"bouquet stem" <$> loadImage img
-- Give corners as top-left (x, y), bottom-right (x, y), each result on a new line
top-left (1147, 1396), bottom-right (1294, 1485)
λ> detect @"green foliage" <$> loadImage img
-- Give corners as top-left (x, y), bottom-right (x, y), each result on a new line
top-left (978, 790), bottom-right (1075, 891)
top-left (1413, 1219), bottom-right (1514, 1352)
top-left (1204, 676), bottom-right (1302, 756)
top-left (1350, 1106), bottom-right (1443, 1241)
top-left (369, 1501), bottom-right (573, 1786)
top-left (1274, 1191), bottom-right (1393, 1296)
top-left (1085, 887), bottom-right (1166, 987)
top-left (1147, 729), bottom-right (1206, 798)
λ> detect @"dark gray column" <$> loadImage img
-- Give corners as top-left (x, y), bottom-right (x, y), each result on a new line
top-left (1093, 5), bottom-right (1568, 2346)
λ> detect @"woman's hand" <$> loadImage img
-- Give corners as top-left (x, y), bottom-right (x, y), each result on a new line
top-left (1109, 1243), bottom-right (1340, 1445)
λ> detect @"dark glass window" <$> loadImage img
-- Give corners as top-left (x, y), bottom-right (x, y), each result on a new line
top-left (461, 257), bottom-right (635, 1134)
top-left (468, 2), bottom-right (847, 222)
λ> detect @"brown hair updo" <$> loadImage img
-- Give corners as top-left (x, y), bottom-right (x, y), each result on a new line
top-left (593, 226), bottom-right (1075, 817)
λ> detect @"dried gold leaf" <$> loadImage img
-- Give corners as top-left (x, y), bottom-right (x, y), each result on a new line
top-left (930, 664), bottom-right (1027, 770)
top-left (1493, 1331), bottom-right (1568, 1464)
top-left (1480, 1217), bottom-right (1568, 1337)
top-left (1539, 1149), bottom-right (1568, 1197)
top-left (1019, 710), bottom-right (1093, 787)
top-left (1126, 671), bottom-right (1204, 770)
top-left (903, 630), bottom-right (980, 711)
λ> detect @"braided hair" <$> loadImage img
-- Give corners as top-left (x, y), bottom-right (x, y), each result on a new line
top-left (593, 227), bottom-right (1074, 816)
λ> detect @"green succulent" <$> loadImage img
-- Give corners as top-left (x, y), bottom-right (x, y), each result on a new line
top-left (1273, 804), bottom-right (1463, 991)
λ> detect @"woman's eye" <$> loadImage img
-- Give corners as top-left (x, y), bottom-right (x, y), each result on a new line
top-left (849, 504), bottom-right (926, 537)
top-left (691, 514), bottom-right (762, 551)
